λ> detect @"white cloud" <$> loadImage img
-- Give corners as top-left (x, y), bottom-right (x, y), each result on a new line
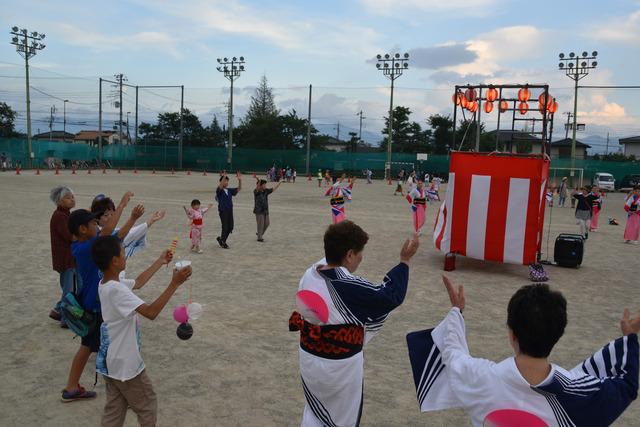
top-left (577, 95), bottom-right (635, 125)
top-left (360, 0), bottom-right (497, 16)
top-left (52, 23), bottom-right (182, 58)
top-left (592, 11), bottom-right (640, 45)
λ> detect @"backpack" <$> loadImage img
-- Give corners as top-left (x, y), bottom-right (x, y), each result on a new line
top-left (60, 274), bottom-right (96, 337)
top-left (528, 263), bottom-right (549, 282)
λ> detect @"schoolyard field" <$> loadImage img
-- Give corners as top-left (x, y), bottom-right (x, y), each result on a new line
top-left (0, 170), bottom-right (638, 426)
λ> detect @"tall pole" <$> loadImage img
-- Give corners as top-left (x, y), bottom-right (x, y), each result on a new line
top-left (305, 84), bottom-right (312, 175)
top-left (118, 74), bottom-right (123, 144)
top-left (571, 77), bottom-right (578, 164)
top-left (605, 132), bottom-right (609, 155)
top-left (475, 87), bottom-right (482, 151)
top-left (564, 112), bottom-right (572, 139)
top-left (387, 77), bottom-right (394, 176)
top-left (11, 27), bottom-right (46, 167)
top-left (217, 57), bottom-right (245, 170)
top-left (179, 85), bottom-right (184, 170)
top-left (375, 52), bottom-right (409, 180)
top-left (98, 78), bottom-right (102, 161)
top-left (63, 100), bottom-right (68, 141)
top-left (135, 86), bottom-right (139, 143)
top-left (228, 77), bottom-right (234, 168)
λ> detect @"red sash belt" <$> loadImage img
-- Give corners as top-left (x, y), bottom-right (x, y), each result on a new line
top-left (289, 311), bottom-right (363, 360)
top-left (414, 198), bottom-right (426, 205)
top-left (330, 196), bottom-right (345, 206)
top-left (192, 218), bottom-right (203, 226)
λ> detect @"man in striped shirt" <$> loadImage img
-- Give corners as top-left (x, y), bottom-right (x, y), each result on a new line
top-left (407, 278), bottom-right (639, 426)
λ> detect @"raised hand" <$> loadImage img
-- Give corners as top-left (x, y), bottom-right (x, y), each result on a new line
top-left (443, 275), bottom-right (465, 312)
top-left (131, 204), bottom-right (145, 220)
top-left (158, 249), bottom-right (173, 265)
top-left (400, 233), bottom-right (420, 264)
top-left (171, 266), bottom-right (192, 287)
top-left (620, 309), bottom-right (640, 336)
top-left (120, 191), bottom-right (134, 207)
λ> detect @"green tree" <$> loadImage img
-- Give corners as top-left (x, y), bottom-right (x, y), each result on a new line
top-left (379, 106), bottom-right (430, 153)
top-left (244, 75), bottom-right (279, 122)
top-left (138, 109), bottom-right (207, 146)
top-left (427, 114), bottom-right (453, 154)
top-left (0, 102), bottom-right (17, 137)
top-left (205, 115), bottom-right (225, 147)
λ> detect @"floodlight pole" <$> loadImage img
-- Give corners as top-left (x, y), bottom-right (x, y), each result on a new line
top-left (375, 52), bottom-right (410, 180)
top-left (217, 56), bottom-right (245, 170)
top-left (305, 84), bottom-right (312, 176)
top-left (10, 27), bottom-right (46, 168)
top-left (558, 50), bottom-right (598, 167)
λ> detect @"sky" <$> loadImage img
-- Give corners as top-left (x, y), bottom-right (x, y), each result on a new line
top-left (1, 0), bottom-right (639, 151)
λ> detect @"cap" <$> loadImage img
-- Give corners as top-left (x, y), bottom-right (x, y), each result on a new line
top-left (68, 209), bottom-right (99, 235)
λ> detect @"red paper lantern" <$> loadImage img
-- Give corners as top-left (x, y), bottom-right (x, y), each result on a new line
top-left (452, 91), bottom-right (464, 105)
top-left (499, 100), bottom-right (509, 113)
top-left (537, 93), bottom-right (553, 110)
top-left (464, 88), bottom-right (477, 103)
top-left (518, 86), bottom-right (531, 102)
top-left (468, 100), bottom-right (478, 113)
top-left (484, 101), bottom-right (494, 114)
top-left (486, 86), bottom-right (498, 102)
top-left (461, 96), bottom-right (469, 109)
top-left (518, 101), bottom-right (529, 115)
top-left (548, 98), bottom-right (558, 113)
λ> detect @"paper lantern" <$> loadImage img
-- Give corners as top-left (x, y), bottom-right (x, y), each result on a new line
top-left (484, 101), bottom-right (494, 113)
top-left (537, 93), bottom-right (553, 110)
top-left (468, 100), bottom-right (478, 113)
top-left (548, 98), bottom-right (558, 113)
top-left (452, 92), bottom-right (461, 105)
top-left (464, 88), bottom-right (477, 102)
top-left (499, 100), bottom-right (509, 113)
top-left (486, 86), bottom-right (498, 102)
top-left (460, 96), bottom-right (469, 109)
top-left (518, 102), bottom-right (529, 115)
top-left (517, 87), bottom-right (530, 102)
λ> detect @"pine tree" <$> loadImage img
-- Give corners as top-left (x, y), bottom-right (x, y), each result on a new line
top-left (245, 75), bottom-right (279, 122)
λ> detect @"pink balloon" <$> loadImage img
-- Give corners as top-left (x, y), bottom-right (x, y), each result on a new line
top-left (296, 290), bottom-right (329, 324)
top-left (484, 409), bottom-right (548, 427)
top-left (173, 304), bottom-right (189, 323)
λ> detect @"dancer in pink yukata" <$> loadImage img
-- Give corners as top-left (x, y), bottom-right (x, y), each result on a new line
top-left (406, 180), bottom-right (438, 234)
top-left (624, 185), bottom-right (640, 244)
top-left (183, 199), bottom-right (213, 253)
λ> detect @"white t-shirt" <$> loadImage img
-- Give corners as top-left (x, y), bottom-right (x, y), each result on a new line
top-left (96, 274), bottom-right (145, 381)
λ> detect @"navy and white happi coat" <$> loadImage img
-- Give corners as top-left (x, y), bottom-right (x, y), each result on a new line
top-left (406, 308), bottom-right (639, 427)
top-left (295, 259), bottom-right (409, 427)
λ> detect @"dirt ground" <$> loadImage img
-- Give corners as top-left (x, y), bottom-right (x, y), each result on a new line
top-left (0, 170), bottom-right (638, 427)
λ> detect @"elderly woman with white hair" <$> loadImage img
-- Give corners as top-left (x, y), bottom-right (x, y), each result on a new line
top-left (49, 186), bottom-right (78, 326)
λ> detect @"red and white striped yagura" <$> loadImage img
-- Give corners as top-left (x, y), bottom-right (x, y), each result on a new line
top-left (433, 152), bottom-right (550, 265)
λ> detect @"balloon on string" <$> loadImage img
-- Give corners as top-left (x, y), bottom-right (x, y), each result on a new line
top-left (173, 304), bottom-right (189, 323)
top-left (187, 302), bottom-right (203, 320)
top-left (176, 322), bottom-right (193, 340)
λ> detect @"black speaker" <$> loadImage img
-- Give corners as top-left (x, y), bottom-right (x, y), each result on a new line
top-left (554, 233), bottom-right (584, 268)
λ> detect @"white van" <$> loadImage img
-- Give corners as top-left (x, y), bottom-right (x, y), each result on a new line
top-left (592, 172), bottom-right (615, 191)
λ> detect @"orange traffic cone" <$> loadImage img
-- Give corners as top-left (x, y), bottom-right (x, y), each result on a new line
top-left (252, 172), bottom-right (256, 178)
top-left (15, 167), bottom-right (21, 175)
top-left (117, 168), bottom-right (121, 174)
top-left (307, 174), bottom-right (312, 181)
top-left (152, 169), bottom-right (156, 175)
top-left (35, 168), bottom-right (40, 175)
top-left (171, 168), bottom-right (175, 175)
top-left (387, 178), bottom-right (392, 185)
top-left (87, 168), bottom-right (92, 175)
top-left (102, 167), bottom-right (107, 174)
top-left (134, 169), bottom-right (138, 174)
top-left (55, 167), bottom-right (60, 175)
top-left (187, 169), bottom-right (191, 176)
top-left (203, 169), bottom-right (208, 176)
top-left (71, 167), bottom-right (76, 175)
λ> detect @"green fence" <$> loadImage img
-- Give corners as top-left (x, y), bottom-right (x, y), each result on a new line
top-left (1, 138), bottom-right (638, 181)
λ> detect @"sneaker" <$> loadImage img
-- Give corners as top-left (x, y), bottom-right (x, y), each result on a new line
top-left (222, 243), bottom-right (230, 249)
top-left (197, 248), bottom-right (203, 254)
top-left (61, 385), bottom-right (97, 402)
top-left (60, 321), bottom-right (69, 329)
top-left (257, 238), bottom-right (264, 242)
top-left (216, 237), bottom-right (224, 248)
top-left (49, 309), bottom-right (61, 321)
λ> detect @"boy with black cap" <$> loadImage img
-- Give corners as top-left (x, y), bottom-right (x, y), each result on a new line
top-left (215, 172), bottom-right (242, 249)
top-left (61, 191), bottom-right (143, 402)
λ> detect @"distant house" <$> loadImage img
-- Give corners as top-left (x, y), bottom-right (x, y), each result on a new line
top-left (32, 131), bottom-right (76, 142)
top-left (550, 138), bottom-right (590, 159)
top-left (320, 137), bottom-right (349, 152)
top-left (74, 130), bottom-right (127, 146)
top-left (619, 136), bottom-right (640, 157)
top-left (485, 130), bottom-right (543, 154)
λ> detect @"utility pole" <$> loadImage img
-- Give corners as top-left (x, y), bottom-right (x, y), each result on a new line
top-left (558, 50), bottom-right (598, 170)
top-left (48, 105), bottom-right (56, 140)
top-left (375, 52), bottom-right (410, 180)
top-left (63, 100), bottom-right (68, 141)
top-left (10, 27), bottom-right (46, 168)
top-left (564, 112), bottom-right (573, 139)
top-left (216, 56), bottom-right (245, 170)
top-left (114, 74), bottom-right (127, 144)
top-left (336, 122), bottom-right (340, 142)
top-left (605, 132), bottom-right (610, 155)
top-left (357, 110), bottom-right (365, 143)
top-left (305, 84), bottom-right (312, 176)
top-left (126, 112), bottom-right (131, 141)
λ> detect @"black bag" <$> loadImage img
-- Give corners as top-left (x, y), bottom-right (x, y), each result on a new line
top-left (554, 233), bottom-right (584, 268)
top-left (60, 273), bottom-right (96, 337)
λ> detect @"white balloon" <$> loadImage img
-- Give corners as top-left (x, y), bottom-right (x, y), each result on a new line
top-left (187, 302), bottom-right (203, 320)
